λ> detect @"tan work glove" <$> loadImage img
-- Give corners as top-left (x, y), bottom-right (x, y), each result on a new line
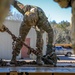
top-left (0, 25), bottom-right (6, 32)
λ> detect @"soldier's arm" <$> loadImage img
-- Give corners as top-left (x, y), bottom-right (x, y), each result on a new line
top-left (12, 0), bottom-right (25, 15)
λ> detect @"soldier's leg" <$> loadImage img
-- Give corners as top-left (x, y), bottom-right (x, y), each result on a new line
top-left (35, 28), bottom-right (43, 65)
top-left (38, 20), bottom-right (53, 54)
top-left (11, 21), bottom-right (31, 62)
top-left (38, 20), bottom-right (57, 65)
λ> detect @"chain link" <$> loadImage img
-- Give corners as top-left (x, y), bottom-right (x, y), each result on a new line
top-left (4, 25), bottom-right (40, 56)
top-left (12, 40), bottom-right (16, 50)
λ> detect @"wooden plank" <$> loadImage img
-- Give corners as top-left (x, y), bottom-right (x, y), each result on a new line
top-left (54, 73), bottom-right (75, 75)
top-left (10, 71), bottom-right (18, 75)
top-left (29, 73), bottom-right (52, 75)
top-left (23, 73), bottom-right (26, 75)
top-left (0, 73), bottom-right (7, 75)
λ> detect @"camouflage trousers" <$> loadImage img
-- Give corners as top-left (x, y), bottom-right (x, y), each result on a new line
top-left (35, 28), bottom-right (43, 64)
top-left (11, 17), bottom-right (54, 62)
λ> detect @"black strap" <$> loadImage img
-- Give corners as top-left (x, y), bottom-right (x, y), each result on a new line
top-left (67, 0), bottom-right (71, 7)
top-left (7, 73), bottom-right (9, 75)
top-left (52, 73), bottom-right (54, 75)
top-left (25, 72), bottom-right (29, 75)
top-left (19, 72), bottom-right (29, 75)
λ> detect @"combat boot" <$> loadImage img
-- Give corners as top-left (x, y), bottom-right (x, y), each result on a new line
top-left (11, 53), bottom-right (17, 64)
top-left (48, 52), bottom-right (57, 66)
top-left (45, 44), bottom-right (57, 66)
top-left (36, 54), bottom-right (43, 65)
top-left (42, 53), bottom-right (57, 66)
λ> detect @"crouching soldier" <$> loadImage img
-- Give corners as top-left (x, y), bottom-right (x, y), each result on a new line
top-left (11, 0), bottom-right (57, 65)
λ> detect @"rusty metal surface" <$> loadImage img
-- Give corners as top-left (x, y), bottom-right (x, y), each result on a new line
top-left (17, 67), bottom-right (75, 73)
top-left (0, 66), bottom-right (75, 73)
top-left (0, 68), bottom-right (10, 73)
top-left (0, 60), bottom-right (75, 73)
top-left (0, 60), bottom-right (75, 67)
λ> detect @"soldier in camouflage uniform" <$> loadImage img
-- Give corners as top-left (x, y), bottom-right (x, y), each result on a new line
top-left (54, 0), bottom-right (75, 54)
top-left (11, 0), bottom-right (57, 65)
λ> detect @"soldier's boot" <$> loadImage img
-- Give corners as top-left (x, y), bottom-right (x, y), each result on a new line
top-left (11, 54), bottom-right (17, 64)
top-left (42, 53), bottom-right (57, 66)
top-left (11, 48), bottom-right (20, 64)
top-left (42, 55), bottom-right (54, 65)
top-left (49, 52), bottom-right (57, 66)
top-left (36, 54), bottom-right (43, 65)
top-left (46, 44), bottom-right (57, 66)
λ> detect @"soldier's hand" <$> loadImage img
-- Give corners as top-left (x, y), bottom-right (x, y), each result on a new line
top-left (0, 25), bottom-right (6, 32)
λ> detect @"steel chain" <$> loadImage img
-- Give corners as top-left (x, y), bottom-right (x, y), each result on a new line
top-left (4, 25), bottom-right (41, 55)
